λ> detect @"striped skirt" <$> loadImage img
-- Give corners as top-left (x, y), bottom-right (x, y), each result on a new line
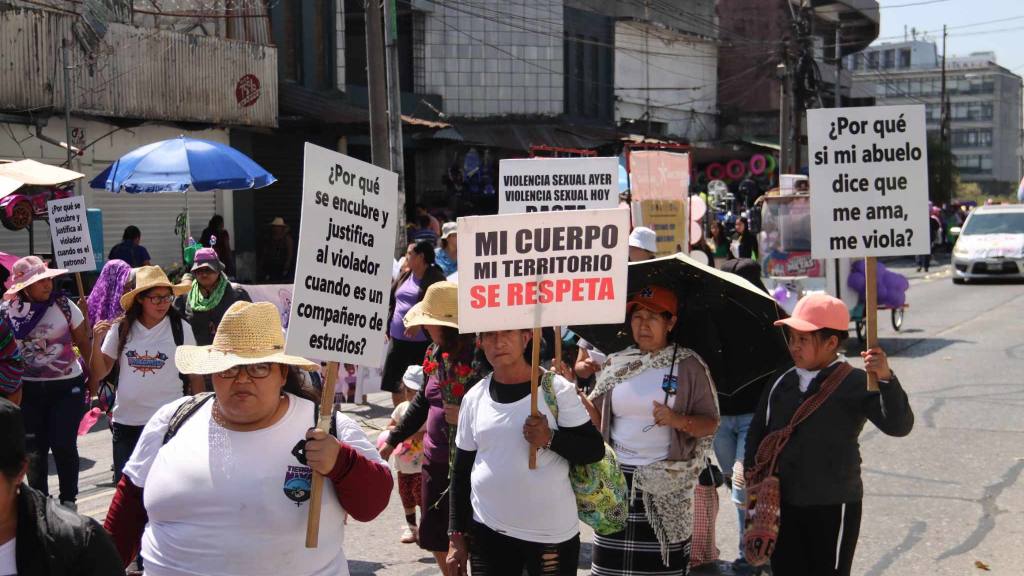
top-left (591, 464), bottom-right (691, 576)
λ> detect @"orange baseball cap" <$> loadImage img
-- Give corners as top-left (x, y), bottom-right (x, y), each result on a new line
top-left (774, 293), bottom-right (849, 332)
top-left (628, 285), bottom-right (678, 317)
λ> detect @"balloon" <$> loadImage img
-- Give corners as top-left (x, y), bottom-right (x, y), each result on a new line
top-left (376, 430), bottom-right (391, 451)
top-left (688, 250), bottom-right (709, 265)
top-left (690, 221), bottom-right (703, 246)
top-left (689, 195), bottom-right (707, 221)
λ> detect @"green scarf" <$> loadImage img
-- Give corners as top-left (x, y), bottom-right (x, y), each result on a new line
top-left (188, 274), bottom-right (228, 313)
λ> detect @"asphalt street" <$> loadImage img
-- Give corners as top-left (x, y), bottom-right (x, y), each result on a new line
top-left (57, 257), bottom-right (1023, 575)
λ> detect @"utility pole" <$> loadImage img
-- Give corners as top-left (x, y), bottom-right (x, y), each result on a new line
top-left (365, 0), bottom-right (390, 171)
top-left (834, 23), bottom-right (842, 108)
top-left (940, 24), bottom-right (952, 205)
top-left (382, 0), bottom-right (406, 254)
top-left (62, 39), bottom-right (74, 171)
top-left (778, 58), bottom-right (791, 174)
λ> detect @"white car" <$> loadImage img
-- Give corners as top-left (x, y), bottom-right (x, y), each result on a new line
top-left (951, 204), bottom-right (1024, 283)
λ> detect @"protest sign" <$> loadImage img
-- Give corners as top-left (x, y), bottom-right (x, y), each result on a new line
top-left (499, 157), bottom-right (619, 214)
top-left (629, 151), bottom-right (690, 252)
top-left (47, 196), bottom-right (95, 273)
top-left (285, 143), bottom-right (398, 368)
top-left (457, 208), bottom-right (630, 334)
top-left (807, 105), bottom-right (929, 259)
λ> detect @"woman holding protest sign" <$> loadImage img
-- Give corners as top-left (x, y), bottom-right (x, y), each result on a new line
top-left (90, 266), bottom-right (201, 484)
top-left (381, 241), bottom-right (446, 407)
top-left (2, 256), bottom-right (92, 509)
top-left (582, 286), bottom-right (720, 575)
top-left (104, 301), bottom-right (392, 575)
top-left (743, 294), bottom-right (913, 575)
top-left (381, 281), bottom-right (478, 574)
top-left (446, 328), bottom-right (605, 576)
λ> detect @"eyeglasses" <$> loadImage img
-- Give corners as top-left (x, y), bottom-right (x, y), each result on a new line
top-left (217, 363), bottom-right (273, 379)
top-left (143, 294), bottom-right (175, 304)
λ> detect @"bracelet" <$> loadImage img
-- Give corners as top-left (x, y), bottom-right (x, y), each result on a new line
top-left (543, 431), bottom-right (555, 450)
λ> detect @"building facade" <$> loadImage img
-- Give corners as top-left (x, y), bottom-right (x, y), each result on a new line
top-left (0, 0), bottom-right (277, 266)
top-left (848, 43), bottom-right (1023, 195)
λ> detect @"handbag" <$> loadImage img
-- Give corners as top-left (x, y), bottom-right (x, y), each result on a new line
top-left (539, 371), bottom-right (628, 536)
top-left (743, 362), bottom-right (853, 567)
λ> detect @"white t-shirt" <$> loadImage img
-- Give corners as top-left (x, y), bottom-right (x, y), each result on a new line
top-left (101, 317), bottom-right (197, 426)
top-left (0, 539), bottom-right (15, 576)
top-left (610, 367), bottom-right (672, 466)
top-left (123, 393), bottom-right (386, 576)
top-left (9, 300), bottom-right (84, 381)
top-left (455, 374), bottom-right (590, 544)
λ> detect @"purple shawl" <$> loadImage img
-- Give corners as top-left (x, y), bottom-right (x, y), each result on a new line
top-left (87, 260), bottom-right (131, 327)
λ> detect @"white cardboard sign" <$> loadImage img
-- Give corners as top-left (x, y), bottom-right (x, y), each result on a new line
top-left (498, 157), bottom-right (619, 214)
top-left (47, 196), bottom-right (95, 273)
top-left (807, 105), bottom-right (930, 258)
top-left (457, 208), bottom-right (630, 333)
top-left (285, 143), bottom-right (398, 367)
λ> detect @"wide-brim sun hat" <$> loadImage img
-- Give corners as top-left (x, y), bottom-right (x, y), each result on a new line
top-left (774, 293), bottom-right (849, 332)
top-left (3, 256), bottom-right (69, 301)
top-left (403, 281), bottom-right (458, 330)
top-left (120, 266), bottom-right (191, 311)
top-left (269, 217), bottom-right (290, 230)
top-left (176, 301), bottom-right (318, 375)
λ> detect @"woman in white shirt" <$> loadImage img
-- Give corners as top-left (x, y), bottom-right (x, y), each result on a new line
top-left (447, 329), bottom-right (604, 576)
top-left (103, 301), bottom-right (393, 576)
top-left (2, 256), bottom-right (91, 509)
top-left (90, 266), bottom-right (200, 484)
top-left (583, 285), bottom-right (720, 575)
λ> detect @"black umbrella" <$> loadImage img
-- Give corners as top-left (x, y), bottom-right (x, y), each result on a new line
top-left (570, 253), bottom-right (790, 398)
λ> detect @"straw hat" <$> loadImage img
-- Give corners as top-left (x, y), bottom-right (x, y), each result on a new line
top-left (269, 217), bottom-right (289, 229)
top-left (119, 266), bottom-right (190, 311)
top-left (403, 281), bottom-right (458, 330)
top-left (175, 301), bottom-right (318, 375)
top-left (3, 256), bottom-right (68, 301)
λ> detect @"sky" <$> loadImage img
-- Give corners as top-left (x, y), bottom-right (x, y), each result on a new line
top-left (875, 0), bottom-right (1024, 73)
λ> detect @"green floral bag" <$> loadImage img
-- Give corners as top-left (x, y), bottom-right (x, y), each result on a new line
top-left (540, 372), bottom-right (628, 536)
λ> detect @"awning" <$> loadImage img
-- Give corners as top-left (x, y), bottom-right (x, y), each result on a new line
top-left (279, 84), bottom-right (448, 128)
top-left (417, 121), bottom-right (686, 153)
top-left (0, 159), bottom-right (84, 186)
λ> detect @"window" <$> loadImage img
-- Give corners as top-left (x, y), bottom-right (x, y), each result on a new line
top-left (564, 7), bottom-right (613, 123)
top-left (899, 49), bottom-right (911, 68)
top-left (866, 52), bottom-right (879, 70)
top-left (270, 0), bottom-right (336, 90)
top-left (952, 129), bottom-right (994, 147)
top-left (883, 49), bottom-right (895, 69)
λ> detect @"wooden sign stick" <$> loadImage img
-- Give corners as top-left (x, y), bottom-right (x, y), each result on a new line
top-left (553, 326), bottom-right (563, 373)
top-left (74, 272), bottom-right (89, 327)
top-left (864, 257), bottom-right (879, 392)
top-left (306, 361), bottom-right (339, 548)
top-left (528, 326), bottom-right (542, 470)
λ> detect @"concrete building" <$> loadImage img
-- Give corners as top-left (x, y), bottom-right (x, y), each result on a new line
top-left (717, 0), bottom-right (880, 168)
top-left (0, 0), bottom-right (277, 266)
top-left (847, 43), bottom-right (1023, 195)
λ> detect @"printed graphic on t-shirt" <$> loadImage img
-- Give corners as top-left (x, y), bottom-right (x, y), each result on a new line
top-left (283, 465), bottom-right (313, 506)
top-left (21, 319), bottom-right (77, 379)
top-left (125, 349), bottom-right (169, 376)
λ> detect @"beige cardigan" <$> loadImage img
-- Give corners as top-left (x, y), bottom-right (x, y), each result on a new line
top-left (592, 354), bottom-right (719, 462)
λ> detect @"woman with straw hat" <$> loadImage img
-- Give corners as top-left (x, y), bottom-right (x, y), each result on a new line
top-left (90, 266), bottom-right (201, 485)
top-left (260, 217), bottom-right (296, 282)
top-left (2, 255), bottom-right (91, 509)
top-left (104, 301), bottom-right (393, 575)
top-left (381, 281), bottom-right (479, 573)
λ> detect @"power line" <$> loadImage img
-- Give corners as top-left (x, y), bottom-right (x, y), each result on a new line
top-left (879, 0), bottom-right (951, 8)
